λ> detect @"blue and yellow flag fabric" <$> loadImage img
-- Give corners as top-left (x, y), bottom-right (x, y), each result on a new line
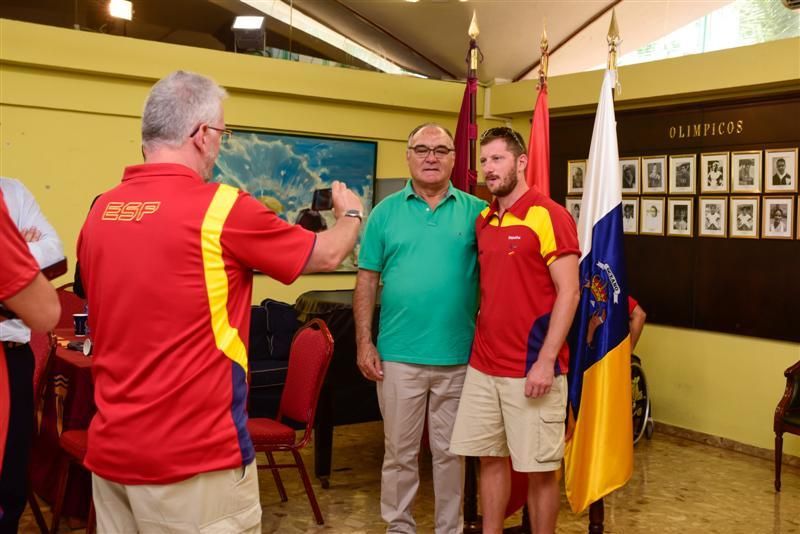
top-left (564, 69), bottom-right (633, 514)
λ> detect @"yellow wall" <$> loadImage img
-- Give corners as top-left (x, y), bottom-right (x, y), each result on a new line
top-left (2, 19), bottom-right (799, 455)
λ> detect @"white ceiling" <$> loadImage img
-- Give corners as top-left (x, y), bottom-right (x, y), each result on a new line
top-left (0, 0), bottom-right (731, 83)
top-left (288, 0), bottom-right (731, 83)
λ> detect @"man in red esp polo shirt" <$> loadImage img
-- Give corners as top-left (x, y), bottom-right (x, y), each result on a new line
top-left (77, 71), bottom-right (363, 533)
top-left (450, 127), bottom-right (580, 534)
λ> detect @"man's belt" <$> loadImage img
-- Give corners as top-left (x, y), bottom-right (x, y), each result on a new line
top-left (1, 341), bottom-right (27, 350)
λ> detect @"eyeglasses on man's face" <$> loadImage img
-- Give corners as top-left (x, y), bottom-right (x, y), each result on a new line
top-left (408, 145), bottom-right (455, 159)
top-left (189, 124), bottom-right (233, 144)
top-left (480, 127), bottom-right (526, 151)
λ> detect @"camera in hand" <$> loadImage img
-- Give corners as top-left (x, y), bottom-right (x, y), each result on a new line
top-left (311, 188), bottom-right (333, 211)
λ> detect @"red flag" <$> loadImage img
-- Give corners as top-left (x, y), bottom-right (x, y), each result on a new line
top-left (505, 83), bottom-right (551, 519)
top-left (525, 84), bottom-right (550, 196)
top-left (451, 77), bottom-right (478, 193)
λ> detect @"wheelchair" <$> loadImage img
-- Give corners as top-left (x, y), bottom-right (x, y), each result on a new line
top-left (631, 354), bottom-right (654, 444)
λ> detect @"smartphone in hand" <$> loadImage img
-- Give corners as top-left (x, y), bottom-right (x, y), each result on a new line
top-left (311, 188), bottom-right (333, 211)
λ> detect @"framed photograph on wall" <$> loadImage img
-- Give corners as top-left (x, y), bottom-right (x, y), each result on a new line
top-left (622, 197), bottom-right (638, 235)
top-left (698, 197), bottom-right (727, 238)
top-left (669, 154), bottom-right (696, 194)
top-left (567, 160), bottom-right (586, 194)
top-left (213, 129), bottom-right (377, 272)
top-left (731, 151), bottom-right (762, 193)
top-left (762, 196), bottom-right (794, 239)
top-left (565, 197), bottom-right (582, 227)
top-left (764, 148), bottom-right (798, 193)
top-left (640, 197), bottom-right (665, 236)
top-left (620, 157), bottom-right (640, 194)
top-left (729, 196), bottom-right (759, 239)
top-left (642, 155), bottom-right (667, 194)
top-left (667, 198), bottom-right (693, 237)
top-left (700, 152), bottom-right (729, 193)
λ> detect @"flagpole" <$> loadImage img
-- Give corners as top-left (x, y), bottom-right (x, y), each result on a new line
top-left (463, 11), bottom-right (482, 532)
top-left (468, 11), bottom-right (479, 195)
top-left (587, 10), bottom-right (620, 534)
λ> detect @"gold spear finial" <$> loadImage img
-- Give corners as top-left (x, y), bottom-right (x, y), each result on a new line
top-left (469, 10), bottom-right (480, 40)
top-left (539, 21), bottom-right (549, 86)
top-left (607, 9), bottom-right (620, 71)
top-left (469, 11), bottom-right (480, 71)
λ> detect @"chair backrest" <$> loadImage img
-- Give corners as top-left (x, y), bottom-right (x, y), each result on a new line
top-left (30, 331), bottom-right (56, 409)
top-left (278, 319), bottom-right (334, 425)
top-left (55, 284), bottom-right (86, 330)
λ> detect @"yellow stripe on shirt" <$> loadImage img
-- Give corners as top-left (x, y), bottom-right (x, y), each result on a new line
top-left (497, 207), bottom-right (559, 265)
top-left (200, 184), bottom-right (248, 372)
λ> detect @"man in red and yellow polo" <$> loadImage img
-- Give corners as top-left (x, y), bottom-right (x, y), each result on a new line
top-left (451, 127), bottom-right (580, 534)
top-left (77, 71), bottom-right (363, 533)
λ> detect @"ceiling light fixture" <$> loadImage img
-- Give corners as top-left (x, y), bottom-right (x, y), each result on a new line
top-left (233, 16), bottom-right (265, 30)
top-left (108, 0), bottom-right (133, 21)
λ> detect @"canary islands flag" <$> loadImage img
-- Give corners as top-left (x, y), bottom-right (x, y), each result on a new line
top-left (564, 69), bottom-right (633, 514)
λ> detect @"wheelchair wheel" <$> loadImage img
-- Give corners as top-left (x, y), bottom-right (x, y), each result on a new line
top-left (631, 358), bottom-right (650, 445)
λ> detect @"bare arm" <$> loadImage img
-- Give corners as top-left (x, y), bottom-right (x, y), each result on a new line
top-left (629, 304), bottom-right (647, 351)
top-left (525, 254), bottom-right (580, 398)
top-left (353, 269), bottom-right (383, 381)
top-left (3, 272), bottom-right (60, 332)
top-left (303, 218), bottom-right (360, 273)
top-left (303, 181), bottom-right (363, 273)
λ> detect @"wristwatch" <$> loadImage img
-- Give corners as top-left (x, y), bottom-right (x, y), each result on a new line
top-left (344, 209), bottom-right (363, 222)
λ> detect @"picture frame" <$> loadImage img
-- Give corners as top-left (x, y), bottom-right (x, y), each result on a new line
top-left (640, 197), bottom-right (665, 236)
top-left (731, 151), bottom-right (762, 193)
top-left (667, 197), bottom-right (693, 237)
top-left (567, 160), bottom-right (587, 194)
top-left (729, 196), bottom-right (759, 239)
top-left (620, 157), bottom-right (640, 194)
top-left (700, 152), bottom-right (729, 193)
top-left (762, 196), bottom-right (794, 239)
top-left (565, 197), bottom-right (582, 227)
top-left (621, 197), bottom-right (638, 235)
top-left (698, 197), bottom-right (727, 238)
top-left (764, 148), bottom-right (798, 193)
top-left (642, 155), bottom-right (667, 194)
top-left (213, 129), bottom-right (377, 272)
top-left (669, 154), bottom-right (696, 194)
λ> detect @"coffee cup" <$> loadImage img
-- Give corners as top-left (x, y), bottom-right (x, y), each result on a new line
top-left (73, 313), bottom-right (88, 337)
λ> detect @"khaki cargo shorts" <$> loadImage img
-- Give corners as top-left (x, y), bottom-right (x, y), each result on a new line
top-left (450, 366), bottom-right (567, 472)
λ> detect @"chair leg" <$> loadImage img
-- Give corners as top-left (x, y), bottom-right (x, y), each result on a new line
top-left (775, 432), bottom-right (784, 492)
top-left (265, 452), bottom-right (288, 502)
top-left (50, 455), bottom-right (71, 534)
top-left (292, 449), bottom-right (323, 525)
top-left (87, 497), bottom-right (96, 534)
top-left (27, 487), bottom-right (48, 534)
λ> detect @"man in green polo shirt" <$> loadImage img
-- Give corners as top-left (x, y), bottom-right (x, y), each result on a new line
top-left (354, 123), bottom-right (486, 533)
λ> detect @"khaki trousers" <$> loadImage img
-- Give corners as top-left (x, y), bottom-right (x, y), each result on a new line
top-left (92, 461), bottom-right (261, 533)
top-left (377, 361), bottom-right (466, 534)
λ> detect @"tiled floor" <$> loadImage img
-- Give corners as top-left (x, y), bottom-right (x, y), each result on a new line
top-left (23, 422), bottom-right (800, 533)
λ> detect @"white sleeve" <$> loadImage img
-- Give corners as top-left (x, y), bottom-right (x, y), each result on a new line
top-left (0, 178), bottom-right (64, 268)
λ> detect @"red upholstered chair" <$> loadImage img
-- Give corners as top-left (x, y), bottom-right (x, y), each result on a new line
top-left (26, 331), bottom-right (56, 533)
top-left (50, 429), bottom-right (95, 534)
top-left (247, 318), bottom-right (334, 525)
top-left (775, 360), bottom-right (800, 491)
top-left (55, 283), bottom-right (87, 330)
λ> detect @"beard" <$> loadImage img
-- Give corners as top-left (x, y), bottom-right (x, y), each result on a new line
top-left (486, 163), bottom-right (519, 198)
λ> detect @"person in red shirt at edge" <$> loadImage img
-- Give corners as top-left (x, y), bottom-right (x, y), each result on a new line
top-left (76, 71), bottom-right (363, 533)
top-left (0, 189), bottom-right (59, 527)
top-left (449, 127), bottom-right (580, 534)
